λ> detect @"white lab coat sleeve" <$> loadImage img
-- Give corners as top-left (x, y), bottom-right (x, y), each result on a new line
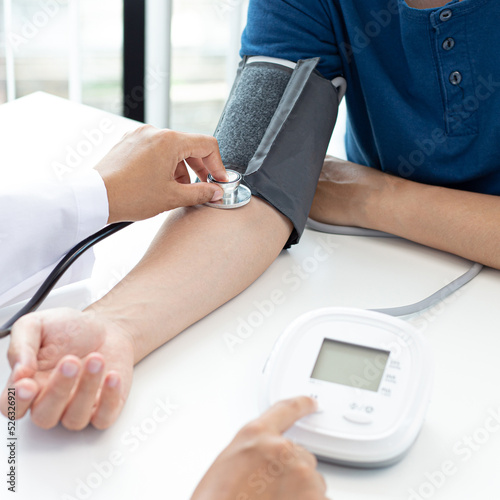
top-left (0, 169), bottom-right (109, 306)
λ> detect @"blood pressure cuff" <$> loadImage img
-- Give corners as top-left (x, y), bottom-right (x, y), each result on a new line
top-left (215, 56), bottom-right (340, 247)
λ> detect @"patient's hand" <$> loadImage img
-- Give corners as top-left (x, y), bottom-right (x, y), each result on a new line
top-left (309, 155), bottom-right (392, 229)
top-left (0, 308), bottom-right (134, 430)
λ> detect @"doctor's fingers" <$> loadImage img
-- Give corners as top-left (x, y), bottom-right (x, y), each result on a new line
top-left (0, 377), bottom-right (39, 420)
top-left (175, 133), bottom-right (227, 182)
top-left (184, 156), bottom-right (228, 184)
top-left (285, 446), bottom-right (328, 499)
top-left (257, 396), bottom-right (319, 435)
top-left (171, 181), bottom-right (223, 208)
top-left (30, 356), bottom-right (82, 430)
top-left (291, 442), bottom-right (318, 469)
top-left (291, 458), bottom-right (328, 499)
top-left (311, 469), bottom-right (328, 496)
top-left (294, 443), bottom-right (329, 497)
top-left (184, 157), bottom-right (210, 182)
top-left (60, 354), bottom-right (106, 431)
top-left (174, 161), bottom-right (191, 185)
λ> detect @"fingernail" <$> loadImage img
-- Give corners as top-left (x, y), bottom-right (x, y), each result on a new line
top-left (210, 189), bottom-right (223, 202)
top-left (12, 363), bottom-right (22, 377)
top-left (87, 358), bottom-right (103, 375)
top-left (61, 361), bottom-right (79, 378)
top-left (18, 387), bottom-right (35, 400)
top-left (106, 374), bottom-right (120, 389)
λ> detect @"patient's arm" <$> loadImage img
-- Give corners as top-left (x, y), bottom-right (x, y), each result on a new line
top-left (0, 198), bottom-right (292, 429)
top-left (91, 198), bottom-right (292, 363)
top-left (310, 156), bottom-right (500, 269)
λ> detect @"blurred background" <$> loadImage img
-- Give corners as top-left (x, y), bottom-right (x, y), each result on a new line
top-left (0, 0), bottom-right (345, 154)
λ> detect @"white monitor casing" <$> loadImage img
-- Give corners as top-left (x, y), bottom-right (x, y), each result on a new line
top-left (260, 307), bottom-right (433, 468)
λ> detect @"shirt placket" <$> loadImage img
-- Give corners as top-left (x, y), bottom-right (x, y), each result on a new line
top-left (430, 7), bottom-right (478, 136)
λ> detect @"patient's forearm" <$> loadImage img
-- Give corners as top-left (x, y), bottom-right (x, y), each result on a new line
top-left (88, 198), bottom-right (292, 363)
top-left (366, 176), bottom-right (500, 269)
top-left (311, 157), bottom-right (500, 269)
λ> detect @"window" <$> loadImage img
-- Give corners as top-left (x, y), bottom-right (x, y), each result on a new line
top-left (1, 0), bottom-right (345, 155)
top-left (0, 0), bottom-right (123, 112)
top-left (0, 0), bottom-right (248, 135)
top-left (170, 0), bottom-right (247, 134)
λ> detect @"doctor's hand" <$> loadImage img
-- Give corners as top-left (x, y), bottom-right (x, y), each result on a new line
top-left (191, 397), bottom-right (329, 500)
top-left (309, 155), bottom-right (393, 229)
top-left (0, 308), bottom-right (134, 430)
top-left (95, 125), bottom-right (228, 224)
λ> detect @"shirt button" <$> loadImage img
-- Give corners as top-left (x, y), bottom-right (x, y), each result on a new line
top-left (442, 37), bottom-right (455, 51)
top-left (449, 71), bottom-right (462, 85)
top-left (440, 9), bottom-right (453, 21)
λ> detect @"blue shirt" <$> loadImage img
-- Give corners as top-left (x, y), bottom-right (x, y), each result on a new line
top-left (241, 0), bottom-right (500, 194)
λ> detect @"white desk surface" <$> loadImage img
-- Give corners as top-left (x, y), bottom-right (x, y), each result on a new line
top-left (1, 93), bottom-right (500, 500)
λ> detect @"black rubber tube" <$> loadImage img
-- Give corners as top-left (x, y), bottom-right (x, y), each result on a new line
top-left (0, 222), bottom-right (132, 339)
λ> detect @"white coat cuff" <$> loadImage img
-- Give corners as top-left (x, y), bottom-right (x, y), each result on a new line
top-left (68, 169), bottom-right (109, 241)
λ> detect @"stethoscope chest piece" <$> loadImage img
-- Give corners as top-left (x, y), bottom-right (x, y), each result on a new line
top-left (205, 169), bottom-right (252, 209)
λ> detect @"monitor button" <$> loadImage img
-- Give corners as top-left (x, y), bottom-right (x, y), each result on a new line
top-left (309, 394), bottom-right (324, 413)
top-left (343, 411), bottom-right (373, 425)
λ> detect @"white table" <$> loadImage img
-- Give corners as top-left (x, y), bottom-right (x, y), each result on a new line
top-left (1, 93), bottom-right (499, 500)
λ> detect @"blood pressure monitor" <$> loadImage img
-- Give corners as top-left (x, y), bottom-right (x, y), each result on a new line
top-left (260, 308), bottom-right (433, 468)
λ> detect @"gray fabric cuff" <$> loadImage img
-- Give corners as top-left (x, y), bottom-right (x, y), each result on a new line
top-left (215, 58), bottom-right (339, 248)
